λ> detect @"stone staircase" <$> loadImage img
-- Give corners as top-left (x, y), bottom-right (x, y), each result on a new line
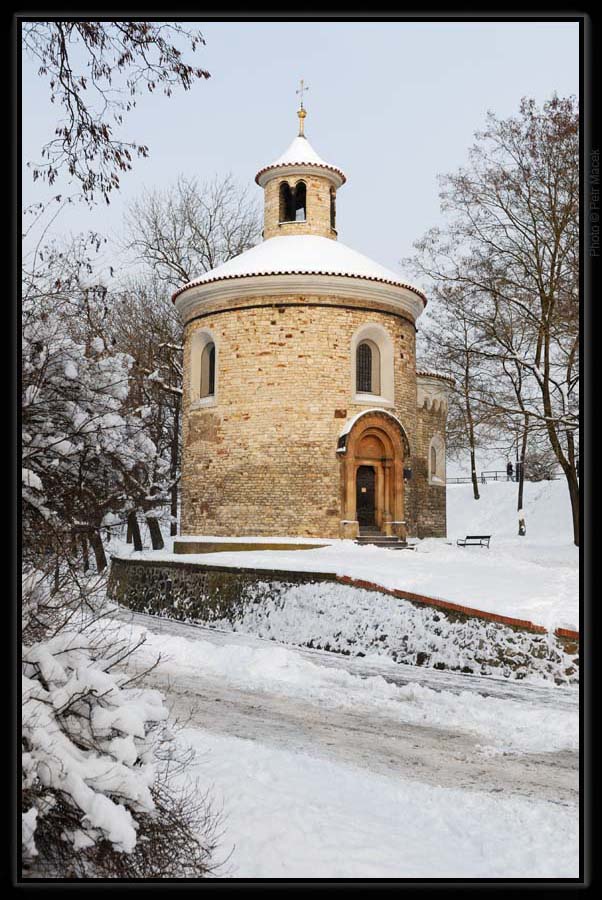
top-left (355, 525), bottom-right (409, 550)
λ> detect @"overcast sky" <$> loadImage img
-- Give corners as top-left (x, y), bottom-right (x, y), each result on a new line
top-left (21, 19), bottom-right (580, 291)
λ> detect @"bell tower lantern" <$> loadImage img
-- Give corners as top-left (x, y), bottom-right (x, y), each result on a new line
top-left (255, 85), bottom-right (346, 241)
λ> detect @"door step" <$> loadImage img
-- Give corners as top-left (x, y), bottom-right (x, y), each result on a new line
top-left (355, 528), bottom-right (409, 550)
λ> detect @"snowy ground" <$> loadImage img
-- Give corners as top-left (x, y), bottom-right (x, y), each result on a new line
top-left (114, 480), bottom-right (578, 631)
top-left (105, 478), bottom-right (579, 877)
top-left (112, 607), bottom-right (579, 879)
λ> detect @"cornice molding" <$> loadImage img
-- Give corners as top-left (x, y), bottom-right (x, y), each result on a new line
top-left (256, 162), bottom-right (346, 189)
top-left (174, 273), bottom-right (425, 324)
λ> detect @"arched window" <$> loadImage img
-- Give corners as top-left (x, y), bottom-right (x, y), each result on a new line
top-left (330, 187), bottom-right (336, 230)
top-left (279, 182), bottom-right (295, 222)
top-left (294, 181), bottom-right (306, 221)
top-left (190, 330), bottom-right (217, 406)
top-left (200, 341), bottom-right (215, 398)
top-left (356, 340), bottom-right (381, 394)
top-left (352, 326), bottom-right (392, 404)
top-left (357, 343), bottom-right (372, 393)
top-left (429, 434), bottom-right (445, 484)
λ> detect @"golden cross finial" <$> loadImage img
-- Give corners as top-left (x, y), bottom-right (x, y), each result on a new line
top-left (296, 79), bottom-right (308, 136)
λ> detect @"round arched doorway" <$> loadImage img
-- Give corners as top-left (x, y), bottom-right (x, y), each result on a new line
top-left (338, 410), bottom-right (410, 540)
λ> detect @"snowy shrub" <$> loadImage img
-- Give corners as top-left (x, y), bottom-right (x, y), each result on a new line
top-left (21, 572), bottom-right (221, 878)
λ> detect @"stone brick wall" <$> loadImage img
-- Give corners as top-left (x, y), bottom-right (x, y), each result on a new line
top-left (414, 400), bottom-right (447, 537)
top-left (108, 555), bottom-right (336, 621)
top-left (107, 557), bottom-right (578, 683)
top-left (263, 173), bottom-right (337, 240)
top-left (181, 295), bottom-right (420, 538)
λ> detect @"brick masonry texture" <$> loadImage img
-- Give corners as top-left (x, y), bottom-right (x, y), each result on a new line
top-left (180, 295), bottom-right (446, 538)
top-left (263, 173), bottom-right (336, 240)
top-left (414, 401), bottom-right (447, 537)
top-left (107, 556), bottom-right (334, 619)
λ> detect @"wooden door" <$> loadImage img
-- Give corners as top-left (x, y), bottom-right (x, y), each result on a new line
top-left (356, 466), bottom-right (376, 525)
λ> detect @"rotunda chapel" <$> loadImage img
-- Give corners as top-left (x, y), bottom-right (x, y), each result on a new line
top-left (173, 101), bottom-right (452, 541)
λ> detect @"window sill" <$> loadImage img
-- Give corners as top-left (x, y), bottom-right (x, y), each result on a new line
top-left (190, 396), bottom-right (217, 411)
top-left (353, 394), bottom-right (395, 407)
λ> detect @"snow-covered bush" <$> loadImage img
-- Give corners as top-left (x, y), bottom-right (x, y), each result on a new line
top-left (22, 284), bottom-right (164, 564)
top-left (21, 572), bottom-right (220, 878)
top-left (21, 228), bottom-right (217, 877)
top-left (21, 239), bottom-right (182, 568)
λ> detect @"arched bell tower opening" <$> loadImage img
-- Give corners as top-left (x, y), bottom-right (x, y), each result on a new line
top-left (338, 410), bottom-right (410, 540)
top-left (256, 101), bottom-right (346, 240)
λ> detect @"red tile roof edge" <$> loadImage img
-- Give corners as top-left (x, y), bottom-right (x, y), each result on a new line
top-left (416, 370), bottom-right (456, 384)
top-left (255, 161), bottom-right (347, 185)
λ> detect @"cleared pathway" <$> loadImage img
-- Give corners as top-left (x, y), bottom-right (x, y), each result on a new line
top-left (111, 606), bottom-right (579, 807)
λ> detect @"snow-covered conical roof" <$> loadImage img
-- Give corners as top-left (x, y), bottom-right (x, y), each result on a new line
top-left (172, 235), bottom-right (426, 303)
top-left (255, 134), bottom-right (346, 187)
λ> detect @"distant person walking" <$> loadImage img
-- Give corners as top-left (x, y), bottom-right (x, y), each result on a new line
top-left (506, 461), bottom-right (514, 481)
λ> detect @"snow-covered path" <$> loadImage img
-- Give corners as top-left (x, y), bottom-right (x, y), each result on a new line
top-left (109, 606), bottom-right (579, 877)
top-left (113, 608), bottom-right (578, 806)
top-left (113, 606), bottom-right (578, 707)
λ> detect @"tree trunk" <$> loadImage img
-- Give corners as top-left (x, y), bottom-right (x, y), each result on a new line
top-left (147, 516), bottom-right (164, 551)
top-left (517, 421), bottom-right (528, 530)
top-left (540, 329), bottom-right (579, 546)
top-left (81, 534), bottom-right (90, 571)
top-left (126, 517), bottom-right (133, 544)
top-left (127, 511), bottom-right (143, 551)
top-left (564, 466), bottom-right (580, 547)
top-left (170, 396), bottom-right (181, 537)
top-left (470, 446), bottom-right (480, 501)
top-left (463, 363), bottom-right (480, 500)
top-left (89, 529), bottom-right (107, 573)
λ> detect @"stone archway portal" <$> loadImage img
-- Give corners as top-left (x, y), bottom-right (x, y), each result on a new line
top-left (339, 411), bottom-right (408, 540)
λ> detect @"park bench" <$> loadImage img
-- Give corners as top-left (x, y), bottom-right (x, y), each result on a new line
top-left (456, 535), bottom-right (491, 548)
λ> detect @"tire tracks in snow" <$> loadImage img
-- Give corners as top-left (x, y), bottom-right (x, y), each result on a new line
top-left (113, 609), bottom-right (578, 808)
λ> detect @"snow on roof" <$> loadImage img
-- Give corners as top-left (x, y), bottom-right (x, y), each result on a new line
top-left (172, 235), bottom-right (426, 303)
top-left (255, 135), bottom-right (346, 185)
top-left (337, 408), bottom-right (407, 441)
top-left (416, 370), bottom-right (455, 385)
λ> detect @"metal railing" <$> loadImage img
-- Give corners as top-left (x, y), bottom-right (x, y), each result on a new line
top-left (447, 469), bottom-right (563, 485)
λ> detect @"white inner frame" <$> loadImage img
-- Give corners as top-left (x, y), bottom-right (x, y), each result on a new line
top-left (189, 328), bottom-right (218, 409)
top-left (351, 323), bottom-right (395, 407)
top-left (428, 432), bottom-right (446, 485)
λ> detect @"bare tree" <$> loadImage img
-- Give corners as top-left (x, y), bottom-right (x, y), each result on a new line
top-left (22, 21), bottom-right (210, 203)
top-left (108, 275), bottom-right (184, 537)
top-left (418, 288), bottom-right (498, 500)
top-left (123, 173), bottom-right (262, 288)
top-left (117, 175), bottom-right (262, 533)
top-left (410, 96), bottom-right (579, 544)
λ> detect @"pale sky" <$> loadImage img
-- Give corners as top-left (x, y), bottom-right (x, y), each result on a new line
top-left (21, 19), bottom-right (580, 291)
